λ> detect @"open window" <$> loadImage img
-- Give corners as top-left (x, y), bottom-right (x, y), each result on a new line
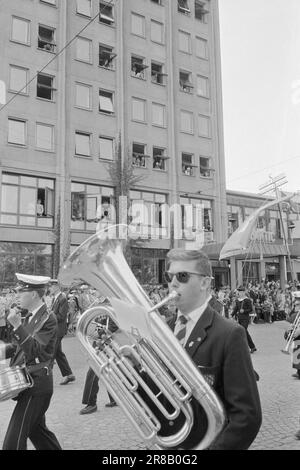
top-left (132, 143), bottom-right (150, 168)
top-left (153, 147), bottom-right (169, 171)
top-left (200, 157), bottom-right (213, 177)
top-left (178, 0), bottom-right (190, 14)
top-left (38, 25), bottom-right (56, 52)
top-left (99, 2), bottom-right (114, 25)
top-left (151, 62), bottom-right (167, 85)
top-left (131, 56), bottom-right (148, 79)
top-left (182, 153), bottom-right (197, 176)
top-left (179, 70), bottom-right (193, 93)
top-left (99, 44), bottom-right (116, 68)
top-left (71, 192), bottom-right (85, 221)
top-left (37, 73), bottom-right (56, 100)
top-left (37, 187), bottom-right (54, 217)
top-left (195, 0), bottom-right (209, 22)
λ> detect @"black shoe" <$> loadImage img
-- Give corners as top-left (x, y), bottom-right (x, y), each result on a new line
top-left (295, 430), bottom-right (300, 440)
top-left (60, 374), bottom-right (76, 385)
top-left (250, 348), bottom-right (257, 354)
top-left (105, 401), bottom-right (117, 408)
top-left (79, 405), bottom-right (97, 415)
top-left (292, 373), bottom-right (300, 379)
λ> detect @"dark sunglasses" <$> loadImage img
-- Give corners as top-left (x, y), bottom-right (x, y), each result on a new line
top-left (164, 271), bottom-right (208, 284)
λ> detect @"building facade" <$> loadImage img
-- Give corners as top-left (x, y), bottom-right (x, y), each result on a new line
top-left (203, 190), bottom-right (300, 289)
top-left (0, 0), bottom-right (227, 288)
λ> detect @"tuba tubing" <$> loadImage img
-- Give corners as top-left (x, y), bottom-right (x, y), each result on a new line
top-left (59, 226), bottom-right (226, 450)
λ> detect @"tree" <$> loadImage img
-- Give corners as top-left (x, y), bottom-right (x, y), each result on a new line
top-left (107, 134), bottom-right (146, 265)
top-left (107, 135), bottom-right (143, 225)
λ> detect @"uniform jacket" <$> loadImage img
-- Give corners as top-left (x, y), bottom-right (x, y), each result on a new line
top-left (163, 304), bottom-right (262, 450)
top-left (209, 295), bottom-right (224, 315)
top-left (51, 292), bottom-right (69, 338)
top-left (3, 304), bottom-right (58, 395)
top-left (232, 297), bottom-right (253, 321)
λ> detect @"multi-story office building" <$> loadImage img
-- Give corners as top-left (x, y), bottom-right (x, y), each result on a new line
top-left (0, 0), bottom-right (227, 288)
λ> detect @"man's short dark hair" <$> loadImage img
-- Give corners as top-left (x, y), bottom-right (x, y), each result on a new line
top-left (166, 248), bottom-right (212, 277)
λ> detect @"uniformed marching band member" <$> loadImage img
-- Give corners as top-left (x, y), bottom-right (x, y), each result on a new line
top-left (48, 279), bottom-right (75, 385)
top-left (232, 286), bottom-right (257, 354)
top-left (0, 273), bottom-right (62, 450)
top-left (284, 290), bottom-right (300, 380)
top-left (80, 312), bottom-right (119, 415)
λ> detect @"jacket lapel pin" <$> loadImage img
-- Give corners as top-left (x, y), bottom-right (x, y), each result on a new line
top-left (188, 341), bottom-right (194, 348)
top-left (197, 337), bottom-right (202, 342)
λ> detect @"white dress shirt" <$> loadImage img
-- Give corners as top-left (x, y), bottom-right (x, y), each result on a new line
top-left (29, 303), bottom-right (44, 324)
top-left (174, 294), bottom-right (212, 346)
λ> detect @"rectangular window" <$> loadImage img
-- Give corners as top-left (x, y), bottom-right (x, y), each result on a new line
top-left (132, 143), bottom-right (149, 168)
top-left (198, 114), bottom-right (210, 137)
top-left (199, 157), bottom-right (211, 177)
top-left (37, 73), bottom-right (55, 100)
top-left (178, 0), bottom-right (190, 14)
top-left (130, 191), bottom-right (168, 236)
top-left (75, 131), bottom-right (91, 156)
top-left (76, 37), bottom-right (92, 63)
top-left (196, 75), bottom-right (209, 97)
top-left (0, 243), bottom-right (53, 284)
top-left (180, 110), bottom-right (194, 134)
top-left (99, 44), bottom-right (116, 68)
top-left (178, 30), bottom-right (191, 54)
top-left (36, 123), bottom-right (54, 151)
top-left (77, 0), bottom-right (92, 17)
top-left (150, 20), bottom-right (164, 44)
top-left (195, 0), bottom-right (209, 22)
top-left (131, 13), bottom-right (145, 37)
top-left (202, 200), bottom-right (213, 231)
top-left (99, 2), bottom-right (114, 25)
top-left (179, 70), bottom-right (193, 93)
top-left (182, 153), bottom-right (195, 176)
top-left (0, 173), bottom-right (55, 228)
top-left (196, 36), bottom-right (208, 59)
top-left (228, 205), bottom-right (242, 235)
top-left (152, 102), bottom-right (166, 127)
top-left (132, 97), bottom-right (146, 122)
top-left (153, 147), bottom-right (168, 171)
top-left (75, 83), bottom-right (91, 109)
top-left (9, 66), bottom-right (28, 94)
top-left (71, 182), bottom-right (115, 231)
top-left (38, 25), bottom-right (56, 52)
top-left (99, 89), bottom-right (114, 114)
top-left (151, 62), bottom-right (167, 85)
top-left (131, 56), bottom-right (148, 79)
top-left (99, 136), bottom-right (114, 160)
top-left (8, 118), bottom-right (26, 146)
top-left (11, 17), bottom-right (30, 44)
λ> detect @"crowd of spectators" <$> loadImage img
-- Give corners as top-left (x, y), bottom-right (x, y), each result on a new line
top-left (214, 279), bottom-right (300, 323)
top-left (1, 279), bottom-right (299, 341)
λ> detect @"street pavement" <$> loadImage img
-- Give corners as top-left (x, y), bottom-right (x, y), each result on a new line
top-left (1, 319), bottom-right (300, 450)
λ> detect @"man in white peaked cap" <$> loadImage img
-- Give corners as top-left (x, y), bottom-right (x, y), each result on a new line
top-left (0, 273), bottom-right (62, 450)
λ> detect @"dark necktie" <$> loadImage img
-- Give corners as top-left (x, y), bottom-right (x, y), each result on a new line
top-left (23, 312), bottom-right (33, 326)
top-left (175, 315), bottom-right (188, 345)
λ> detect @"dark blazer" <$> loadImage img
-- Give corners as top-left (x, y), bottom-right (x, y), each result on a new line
top-left (209, 295), bottom-right (223, 314)
top-left (166, 304), bottom-right (262, 450)
top-left (4, 304), bottom-right (58, 395)
top-left (232, 297), bottom-right (253, 321)
top-left (51, 292), bottom-right (69, 338)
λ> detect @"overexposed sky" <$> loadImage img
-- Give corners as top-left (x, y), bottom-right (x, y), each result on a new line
top-left (219, 0), bottom-right (300, 194)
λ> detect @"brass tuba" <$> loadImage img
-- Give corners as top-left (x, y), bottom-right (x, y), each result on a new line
top-left (58, 225), bottom-right (226, 450)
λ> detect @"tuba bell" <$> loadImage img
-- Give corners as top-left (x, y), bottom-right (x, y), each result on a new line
top-left (58, 225), bottom-right (226, 450)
